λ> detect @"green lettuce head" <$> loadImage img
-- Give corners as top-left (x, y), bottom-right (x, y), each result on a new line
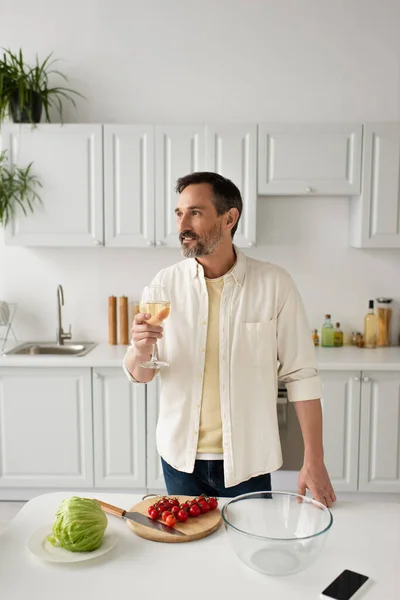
top-left (47, 496), bottom-right (108, 552)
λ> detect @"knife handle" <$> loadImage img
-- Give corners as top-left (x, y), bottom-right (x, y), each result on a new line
top-left (96, 500), bottom-right (126, 518)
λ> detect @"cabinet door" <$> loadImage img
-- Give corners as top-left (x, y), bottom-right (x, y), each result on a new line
top-left (0, 368), bottom-right (93, 487)
top-left (258, 124), bottom-right (362, 196)
top-left (155, 125), bottom-right (206, 247)
top-left (93, 368), bottom-right (146, 489)
top-left (2, 124), bottom-right (103, 246)
top-left (320, 371), bottom-right (361, 492)
top-left (146, 377), bottom-right (166, 491)
top-left (104, 125), bottom-right (155, 247)
top-left (350, 123), bottom-right (400, 248)
top-left (206, 124), bottom-right (257, 248)
top-left (359, 372), bottom-right (400, 492)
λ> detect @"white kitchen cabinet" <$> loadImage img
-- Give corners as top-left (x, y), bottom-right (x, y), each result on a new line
top-left (359, 371), bottom-right (400, 493)
top-left (2, 124), bottom-right (103, 246)
top-left (146, 376), bottom-right (166, 491)
top-left (320, 371), bottom-right (361, 492)
top-left (258, 123), bottom-right (362, 196)
top-left (155, 125), bottom-right (206, 248)
top-left (350, 123), bottom-right (400, 248)
top-left (206, 124), bottom-right (257, 247)
top-left (92, 368), bottom-right (146, 489)
top-left (0, 367), bottom-right (93, 488)
top-left (104, 125), bottom-right (155, 248)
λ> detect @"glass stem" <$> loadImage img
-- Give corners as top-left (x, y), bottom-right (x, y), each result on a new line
top-left (151, 342), bottom-right (159, 363)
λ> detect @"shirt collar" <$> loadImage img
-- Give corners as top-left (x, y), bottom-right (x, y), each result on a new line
top-left (189, 245), bottom-right (246, 286)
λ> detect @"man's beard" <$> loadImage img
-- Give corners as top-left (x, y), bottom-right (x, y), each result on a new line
top-left (180, 222), bottom-right (223, 258)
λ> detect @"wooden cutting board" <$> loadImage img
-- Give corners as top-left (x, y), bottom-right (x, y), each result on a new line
top-left (126, 495), bottom-right (222, 543)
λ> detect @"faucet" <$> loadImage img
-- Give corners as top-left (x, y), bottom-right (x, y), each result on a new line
top-left (56, 285), bottom-right (72, 345)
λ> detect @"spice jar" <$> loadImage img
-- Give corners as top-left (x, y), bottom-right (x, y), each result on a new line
top-left (351, 332), bottom-right (361, 346)
top-left (376, 298), bottom-right (392, 347)
top-left (312, 329), bottom-right (319, 346)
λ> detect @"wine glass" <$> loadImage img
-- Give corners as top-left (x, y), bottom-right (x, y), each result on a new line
top-left (139, 285), bottom-right (170, 369)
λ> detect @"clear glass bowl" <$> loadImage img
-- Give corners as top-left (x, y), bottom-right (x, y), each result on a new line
top-left (221, 491), bottom-right (333, 576)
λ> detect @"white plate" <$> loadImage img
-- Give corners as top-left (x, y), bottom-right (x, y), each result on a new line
top-left (27, 525), bottom-right (118, 563)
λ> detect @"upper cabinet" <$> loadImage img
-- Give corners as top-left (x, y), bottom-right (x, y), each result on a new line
top-left (2, 124), bottom-right (103, 247)
top-left (258, 123), bottom-right (362, 196)
top-left (206, 124), bottom-right (257, 247)
top-left (104, 125), bottom-right (155, 248)
top-left (350, 123), bottom-right (400, 248)
top-left (155, 125), bottom-right (206, 248)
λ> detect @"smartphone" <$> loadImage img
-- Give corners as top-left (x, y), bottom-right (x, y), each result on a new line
top-left (321, 569), bottom-right (369, 600)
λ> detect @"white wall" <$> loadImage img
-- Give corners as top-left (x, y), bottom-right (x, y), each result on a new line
top-left (1, 0), bottom-right (400, 344)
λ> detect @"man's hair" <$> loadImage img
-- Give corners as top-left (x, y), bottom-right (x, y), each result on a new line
top-left (175, 172), bottom-right (242, 238)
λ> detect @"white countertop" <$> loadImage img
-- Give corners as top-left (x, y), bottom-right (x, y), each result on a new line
top-left (0, 491), bottom-right (398, 600)
top-left (0, 341), bottom-right (400, 370)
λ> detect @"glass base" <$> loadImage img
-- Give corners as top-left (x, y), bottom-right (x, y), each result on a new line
top-left (140, 359), bottom-right (169, 369)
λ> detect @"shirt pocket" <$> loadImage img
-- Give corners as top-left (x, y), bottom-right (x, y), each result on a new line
top-left (239, 319), bottom-right (277, 368)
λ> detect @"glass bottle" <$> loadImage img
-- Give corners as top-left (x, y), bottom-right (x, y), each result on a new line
top-left (351, 331), bottom-right (361, 346)
top-left (333, 322), bottom-right (343, 347)
top-left (376, 298), bottom-right (392, 347)
top-left (364, 300), bottom-right (377, 349)
top-left (321, 314), bottom-right (334, 347)
top-left (312, 329), bottom-right (319, 346)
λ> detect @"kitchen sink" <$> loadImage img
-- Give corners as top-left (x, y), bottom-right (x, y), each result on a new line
top-left (3, 342), bottom-right (97, 357)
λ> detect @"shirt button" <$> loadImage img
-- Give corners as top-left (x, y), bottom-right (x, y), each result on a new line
top-left (200, 347), bottom-right (205, 352)
top-left (201, 320), bottom-right (207, 326)
top-left (203, 291), bottom-right (207, 296)
top-left (197, 373), bottom-right (203, 379)
top-left (193, 431), bottom-right (198, 435)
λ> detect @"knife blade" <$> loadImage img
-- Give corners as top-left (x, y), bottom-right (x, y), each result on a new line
top-left (96, 500), bottom-right (186, 537)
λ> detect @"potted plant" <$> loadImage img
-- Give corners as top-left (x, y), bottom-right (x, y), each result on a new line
top-left (0, 150), bottom-right (42, 226)
top-left (0, 48), bottom-right (84, 125)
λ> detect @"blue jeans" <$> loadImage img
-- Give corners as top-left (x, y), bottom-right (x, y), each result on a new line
top-left (161, 457), bottom-right (271, 498)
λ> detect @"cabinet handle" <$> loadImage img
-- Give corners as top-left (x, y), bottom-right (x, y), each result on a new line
top-left (305, 186), bottom-right (314, 193)
top-left (155, 240), bottom-right (163, 246)
top-left (363, 377), bottom-right (370, 383)
top-left (94, 373), bottom-right (100, 379)
top-left (353, 376), bottom-right (360, 382)
top-left (146, 240), bottom-right (154, 246)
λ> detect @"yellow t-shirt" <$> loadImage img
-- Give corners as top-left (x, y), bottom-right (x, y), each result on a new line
top-left (197, 276), bottom-right (224, 454)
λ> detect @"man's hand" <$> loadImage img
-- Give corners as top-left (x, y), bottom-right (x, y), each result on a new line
top-left (130, 312), bottom-right (163, 356)
top-left (298, 458), bottom-right (337, 507)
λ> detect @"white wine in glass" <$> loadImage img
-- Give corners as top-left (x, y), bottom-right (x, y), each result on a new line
top-left (139, 285), bottom-right (170, 369)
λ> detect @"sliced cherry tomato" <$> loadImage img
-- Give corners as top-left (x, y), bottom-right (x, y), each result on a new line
top-left (165, 514), bottom-right (176, 527)
top-left (176, 509), bottom-right (189, 523)
top-left (189, 504), bottom-right (201, 517)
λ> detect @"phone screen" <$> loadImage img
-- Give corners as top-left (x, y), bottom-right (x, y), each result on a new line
top-left (322, 569), bottom-right (369, 600)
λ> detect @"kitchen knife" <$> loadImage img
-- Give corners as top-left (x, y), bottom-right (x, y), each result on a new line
top-left (96, 500), bottom-right (186, 537)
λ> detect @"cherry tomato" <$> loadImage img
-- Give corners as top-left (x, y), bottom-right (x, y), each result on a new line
top-left (208, 497), bottom-right (218, 510)
top-left (180, 502), bottom-right (189, 511)
top-left (162, 510), bottom-right (172, 522)
top-left (176, 509), bottom-right (189, 523)
top-left (157, 502), bottom-right (166, 512)
top-left (189, 504), bottom-right (201, 517)
top-left (165, 514), bottom-right (176, 527)
top-left (149, 508), bottom-right (159, 520)
top-left (148, 505), bottom-right (156, 516)
top-left (198, 499), bottom-right (210, 513)
top-left (170, 497), bottom-right (180, 507)
top-left (171, 505), bottom-right (180, 516)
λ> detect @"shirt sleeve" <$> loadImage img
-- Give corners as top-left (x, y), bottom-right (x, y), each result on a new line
top-left (276, 274), bottom-right (323, 402)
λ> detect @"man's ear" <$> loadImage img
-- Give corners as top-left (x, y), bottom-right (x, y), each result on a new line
top-left (225, 208), bottom-right (239, 231)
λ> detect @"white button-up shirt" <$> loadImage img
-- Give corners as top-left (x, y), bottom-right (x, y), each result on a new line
top-left (123, 247), bottom-right (322, 488)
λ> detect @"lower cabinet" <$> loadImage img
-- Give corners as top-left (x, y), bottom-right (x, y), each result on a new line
top-left (92, 368), bottom-right (146, 489)
top-left (0, 367), bottom-right (93, 488)
top-left (145, 377), bottom-right (166, 491)
top-left (358, 371), bottom-right (400, 493)
top-left (320, 371), bottom-right (361, 492)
